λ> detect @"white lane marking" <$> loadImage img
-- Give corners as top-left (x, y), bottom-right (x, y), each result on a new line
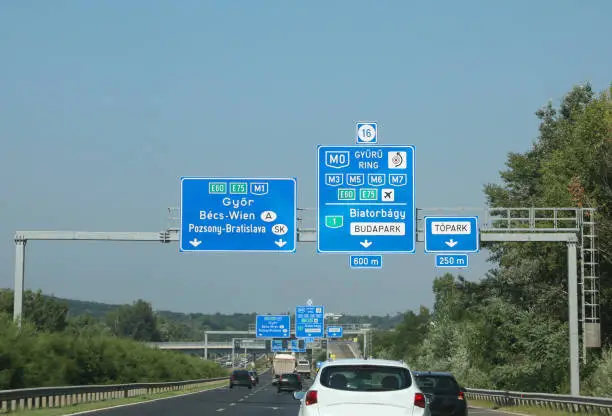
top-left (62, 383), bottom-right (227, 416)
top-left (238, 398), bottom-right (244, 401)
top-left (229, 403), bottom-right (236, 406)
top-left (216, 409), bottom-right (225, 412)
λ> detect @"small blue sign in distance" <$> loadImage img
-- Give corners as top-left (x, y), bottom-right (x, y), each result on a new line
top-left (290, 339), bottom-right (306, 352)
top-left (256, 315), bottom-right (291, 338)
top-left (271, 339), bottom-right (284, 352)
top-left (435, 254), bottom-right (469, 268)
top-left (349, 255), bottom-right (383, 269)
top-left (317, 145), bottom-right (416, 253)
top-left (180, 177), bottom-right (297, 252)
top-left (316, 361), bottom-right (323, 368)
top-left (424, 216), bottom-right (479, 253)
top-left (295, 305), bottom-right (325, 339)
top-left (356, 122), bottom-right (378, 144)
top-left (327, 326), bottom-right (343, 338)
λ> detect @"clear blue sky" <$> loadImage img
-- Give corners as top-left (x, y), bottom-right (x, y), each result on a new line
top-left (1, 0), bottom-right (610, 315)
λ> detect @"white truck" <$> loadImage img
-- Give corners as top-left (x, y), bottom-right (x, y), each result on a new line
top-left (272, 353), bottom-right (296, 382)
top-left (296, 358), bottom-right (311, 379)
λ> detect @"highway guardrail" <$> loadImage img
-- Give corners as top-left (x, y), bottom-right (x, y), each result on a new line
top-left (465, 388), bottom-right (612, 414)
top-left (0, 376), bottom-right (228, 413)
top-left (0, 367), bottom-right (271, 413)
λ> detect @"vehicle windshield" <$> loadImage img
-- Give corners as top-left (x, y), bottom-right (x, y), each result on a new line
top-left (320, 365), bottom-right (412, 391)
top-left (415, 375), bottom-right (460, 394)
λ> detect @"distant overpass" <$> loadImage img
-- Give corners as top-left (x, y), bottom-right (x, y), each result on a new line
top-left (145, 323), bottom-right (374, 359)
top-left (145, 341), bottom-right (249, 351)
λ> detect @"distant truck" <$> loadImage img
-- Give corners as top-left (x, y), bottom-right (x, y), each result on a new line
top-left (272, 353), bottom-right (296, 382)
top-left (296, 359), bottom-right (311, 379)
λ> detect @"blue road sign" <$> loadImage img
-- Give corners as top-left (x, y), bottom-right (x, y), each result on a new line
top-left (256, 315), bottom-right (291, 338)
top-left (304, 337), bottom-right (315, 344)
top-left (289, 339), bottom-right (306, 352)
top-left (295, 305), bottom-right (325, 338)
top-left (317, 145), bottom-right (416, 253)
top-left (435, 254), bottom-right (469, 268)
top-left (316, 361), bottom-right (323, 369)
top-left (327, 326), bottom-right (343, 338)
top-left (424, 216), bottom-right (479, 253)
top-left (271, 339), bottom-right (284, 352)
top-left (356, 122), bottom-right (378, 144)
top-left (349, 255), bottom-right (383, 269)
top-left (180, 177), bottom-right (297, 252)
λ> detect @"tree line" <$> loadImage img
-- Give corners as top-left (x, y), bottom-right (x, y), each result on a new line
top-left (0, 291), bottom-right (405, 343)
top-left (0, 290), bottom-right (228, 390)
top-left (370, 82), bottom-right (612, 397)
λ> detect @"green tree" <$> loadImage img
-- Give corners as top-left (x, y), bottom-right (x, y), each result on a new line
top-left (0, 289), bottom-right (69, 332)
top-left (105, 299), bottom-right (161, 341)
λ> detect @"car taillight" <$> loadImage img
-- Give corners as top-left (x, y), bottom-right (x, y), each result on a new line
top-left (305, 390), bottom-right (318, 406)
top-left (458, 391), bottom-right (465, 400)
top-left (414, 392), bottom-right (426, 408)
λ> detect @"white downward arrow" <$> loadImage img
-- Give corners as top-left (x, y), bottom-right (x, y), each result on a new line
top-left (360, 240), bottom-right (373, 248)
top-left (189, 238), bottom-right (202, 247)
top-left (445, 239), bottom-right (458, 248)
top-left (275, 239), bottom-right (287, 247)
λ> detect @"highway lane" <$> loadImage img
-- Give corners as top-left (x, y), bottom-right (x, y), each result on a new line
top-left (75, 373), bottom-right (306, 416)
top-left (72, 372), bottom-right (517, 416)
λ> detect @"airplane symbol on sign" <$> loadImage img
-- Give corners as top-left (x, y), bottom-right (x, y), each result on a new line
top-left (382, 189), bottom-right (395, 202)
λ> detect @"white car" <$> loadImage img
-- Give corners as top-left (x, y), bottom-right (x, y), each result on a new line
top-left (293, 358), bottom-right (430, 416)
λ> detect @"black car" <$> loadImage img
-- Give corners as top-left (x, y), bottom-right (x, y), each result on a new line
top-left (413, 371), bottom-right (467, 416)
top-left (229, 370), bottom-right (254, 389)
top-left (277, 372), bottom-right (302, 393)
top-left (249, 370), bottom-right (259, 384)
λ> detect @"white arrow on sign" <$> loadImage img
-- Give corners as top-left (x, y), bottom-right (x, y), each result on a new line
top-left (275, 239), bottom-right (287, 247)
top-left (360, 240), bottom-right (372, 248)
top-left (445, 239), bottom-right (458, 248)
top-left (189, 238), bottom-right (202, 247)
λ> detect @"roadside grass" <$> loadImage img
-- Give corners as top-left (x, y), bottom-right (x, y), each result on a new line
top-left (470, 399), bottom-right (584, 416)
top-left (9, 380), bottom-right (227, 416)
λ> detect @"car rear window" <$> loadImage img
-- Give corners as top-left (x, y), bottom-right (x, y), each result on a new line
top-left (281, 373), bottom-right (299, 381)
top-left (320, 365), bottom-right (412, 391)
top-left (415, 375), bottom-right (460, 394)
top-left (233, 370), bottom-right (250, 378)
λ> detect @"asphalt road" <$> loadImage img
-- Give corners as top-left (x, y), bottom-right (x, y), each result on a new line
top-left (74, 373), bottom-right (513, 416)
top-left (76, 373), bottom-right (306, 416)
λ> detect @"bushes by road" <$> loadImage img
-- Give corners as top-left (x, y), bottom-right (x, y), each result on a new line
top-left (370, 82), bottom-right (612, 397)
top-left (0, 314), bottom-right (228, 390)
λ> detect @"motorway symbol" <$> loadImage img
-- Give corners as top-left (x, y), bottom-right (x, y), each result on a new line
top-left (356, 122), bottom-right (378, 144)
top-left (424, 216), bottom-right (479, 253)
top-left (317, 145), bottom-right (416, 253)
top-left (255, 315), bottom-right (291, 338)
top-left (435, 254), bottom-right (469, 268)
top-left (179, 177), bottom-right (297, 252)
top-left (326, 326), bottom-right (344, 338)
top-left (349, 254), bottom-right (383, 269)
top-left (295, 305), bottom-right (325, 338)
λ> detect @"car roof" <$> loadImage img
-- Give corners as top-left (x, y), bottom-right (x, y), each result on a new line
top-left (412, 371), bottom-right (456, 377)
top-left (320, 358), bottom-right (411, 370)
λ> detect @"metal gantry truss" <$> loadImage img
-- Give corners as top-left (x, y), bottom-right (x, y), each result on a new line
top-left (580, 209), bottom-right (601, 353)
top-left (13, 206), bottom-right (598, 396)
